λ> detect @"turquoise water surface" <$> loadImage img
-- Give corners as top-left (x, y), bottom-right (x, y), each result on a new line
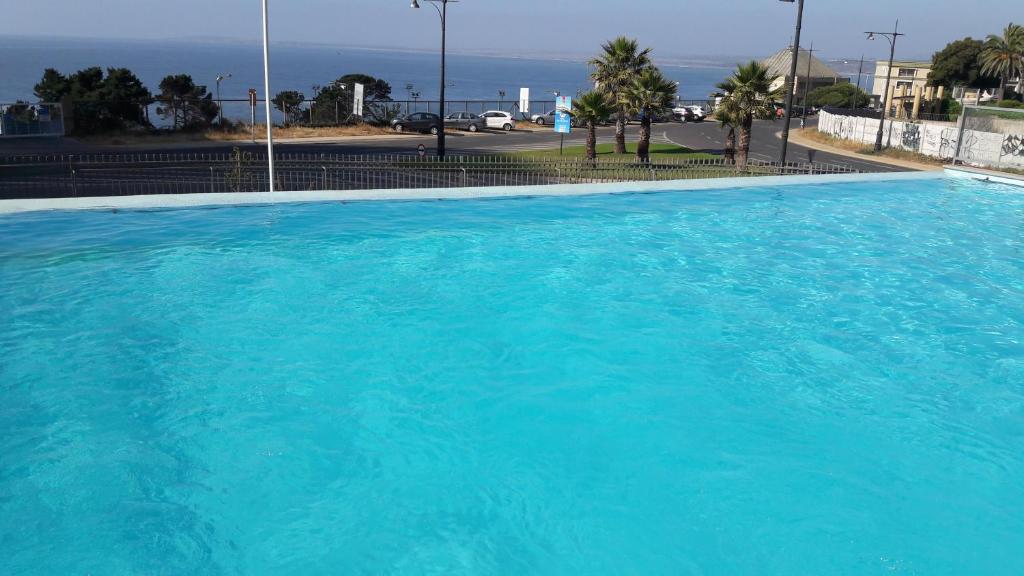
top-left (2, 177), bottom-right (1023, 575)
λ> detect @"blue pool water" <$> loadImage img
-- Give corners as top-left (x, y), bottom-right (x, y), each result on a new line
top-left (2, 177), bottom-right (1023, 575)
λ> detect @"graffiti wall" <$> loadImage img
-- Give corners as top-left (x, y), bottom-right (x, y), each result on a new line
top-left (817, 111), bottom-right (1024, 169)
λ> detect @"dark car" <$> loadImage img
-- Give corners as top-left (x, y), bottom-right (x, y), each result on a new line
top-left (444, 112), bottom-right (484, 132)
top-left (391, 112), bottom-right (442, 134)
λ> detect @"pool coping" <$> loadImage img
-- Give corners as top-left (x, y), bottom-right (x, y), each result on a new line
top-left (943, 165), bottom-right (1024, 187)
top-left (0, 171), bottom-right (942, 215)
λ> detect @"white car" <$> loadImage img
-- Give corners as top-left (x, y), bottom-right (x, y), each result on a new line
top-left (480, 110), bottom-right (516, 131)
top-left (684, 105), bottom-right (707, 121)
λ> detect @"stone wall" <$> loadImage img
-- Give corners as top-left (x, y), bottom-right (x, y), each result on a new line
top-left (817, 110), bottom-right (1024, 169)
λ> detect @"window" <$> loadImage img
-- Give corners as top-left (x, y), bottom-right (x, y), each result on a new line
top-left (898, 68), bottom-right (917, 78)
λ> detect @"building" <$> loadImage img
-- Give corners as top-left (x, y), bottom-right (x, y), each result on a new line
top-left (871, 60), bottom-right (931, 97)
top-left (761, 47), bottom-right (849, 98)
top-left (872, 60), bottom-right (999, 111)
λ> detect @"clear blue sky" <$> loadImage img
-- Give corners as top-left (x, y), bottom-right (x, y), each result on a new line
top-left (1, 0), bottom-right (1016, 60)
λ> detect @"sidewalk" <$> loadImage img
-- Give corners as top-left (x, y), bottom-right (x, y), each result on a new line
top-left (784, 129), bottom-right (942, 172)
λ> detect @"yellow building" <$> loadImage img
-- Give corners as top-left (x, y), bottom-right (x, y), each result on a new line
top-left (871, 60), bottom-right (931, 97)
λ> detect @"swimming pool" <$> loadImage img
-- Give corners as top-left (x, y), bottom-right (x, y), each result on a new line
top-left (2, 175), bottom-right (1022, 575)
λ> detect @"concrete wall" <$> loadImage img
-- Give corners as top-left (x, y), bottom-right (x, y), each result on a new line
top-left (817, 110), bottom-right (1024, 169)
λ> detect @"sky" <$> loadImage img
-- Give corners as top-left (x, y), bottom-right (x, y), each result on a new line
top-left (1, 0), bottom-right (1017, 61)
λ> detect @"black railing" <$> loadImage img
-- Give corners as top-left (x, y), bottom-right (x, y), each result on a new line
top-left (0, 152), bottom-right (859, 200)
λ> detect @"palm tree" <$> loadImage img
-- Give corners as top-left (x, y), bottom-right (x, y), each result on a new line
top-left (717, 61), bottom-right (781, 171)
top-left (980, 23), bottom-right (1024, 97)
top-left (620, 68), bottom-right (677, 162)
top-left (589, 37), bottom-right (653, 154)
top-left (714, 82), bottom-right (739, 164)
top-left (572, 91), bottom-right (615, 161)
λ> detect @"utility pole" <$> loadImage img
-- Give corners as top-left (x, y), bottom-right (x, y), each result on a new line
top-left (853, 55), bottom-right (864, 109)
top-left (778, 0), bottom-right (805, 166)
top-left (801, 42), bottom-right (815, 129)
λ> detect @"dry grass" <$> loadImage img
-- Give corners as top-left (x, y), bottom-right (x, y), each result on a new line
top-left (83, 124), bottom-right (395, 146)
top-left (799, 130), bottom-right (945, 166)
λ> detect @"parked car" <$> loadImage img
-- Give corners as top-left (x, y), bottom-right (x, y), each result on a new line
top-left (444, 112), bottom-right (484, 132)
top-left (672, 105), bottom-right (706, 122)
top-left (530, 109), bottom-right (586, 127)
top-left (391, 112), bottom-right (442, 134)
top-left (480, 110), bottom-right (517, 131)
top-left (531, 110), bottom-right (558, 125)
top-left (672, 107), bottom-right (695, 122)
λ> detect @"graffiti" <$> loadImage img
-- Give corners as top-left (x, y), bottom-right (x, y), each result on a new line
top-left (1001, 134), bottom-right (1024, 157)
top-left (901, 123), bottom-right (922, 151)
top-left (937, 128), bottom-right (958, 160)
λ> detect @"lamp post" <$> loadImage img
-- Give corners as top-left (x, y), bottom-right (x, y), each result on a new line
top-left (778, 0), bottom-right (805, 167)
top-left (215, 73), bottom-right (231, 126)
top-left (261, 0), bottom-right (275, 191)
top-left (410, 0), bottom-right (457, 158)
top-left (866, 20), bottom-right (904, 152)
top-left (498, 90), bottom-right (506, 108)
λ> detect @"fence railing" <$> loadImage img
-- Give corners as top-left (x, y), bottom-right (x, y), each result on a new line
top-left (0, 152), bottom-right (859, 199)
top-left (0, 102), bottom-right (66, 138)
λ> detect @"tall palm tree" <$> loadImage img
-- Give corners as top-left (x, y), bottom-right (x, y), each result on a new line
top-left (717, 61), bottom-right (780, 171)
top-left (620, 68), bottom-right (677, 162)
top-left (589, 37), bottom-right (653, 154)
top-left (715, 81), bottom-right (739, 164)
top-left (572, 91), bottom-right (615, 161)
top-left (980, 23), bottom-right (1024, 97)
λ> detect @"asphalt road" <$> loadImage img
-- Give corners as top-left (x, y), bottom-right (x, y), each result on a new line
top-left (1, 118), bottom-right (899, 172)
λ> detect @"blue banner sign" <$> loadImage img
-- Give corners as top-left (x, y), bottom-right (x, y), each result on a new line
top-left (554, 96), bottom-right (572, 134)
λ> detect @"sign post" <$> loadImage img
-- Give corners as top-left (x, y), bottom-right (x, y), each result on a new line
top-left (248, 88), bottom-right (258, 142)
top-left (353, 83), bottom-right (365, 118)
top-left (519, 88), bottom-right (530, 115)
top-left (554, 95), bottom-right (572, 155)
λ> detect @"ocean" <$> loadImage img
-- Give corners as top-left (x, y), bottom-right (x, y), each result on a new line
top-left (1, 35), bottom-right (734, 118)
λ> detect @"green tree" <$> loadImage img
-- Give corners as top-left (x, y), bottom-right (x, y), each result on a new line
top-left (33, 69), bottom-right (70, 102)
top-left (336, 74), bottom-right (392, 101)
top-left (806, 83), bottom-right (870, 108)
top-left (980, 23), bottom-right (1024, 97)
top-left (928, 37), bottom-right (999, 90)
top-left (272, 91), bottom-right (306, 126)
top-left (590, 37), bottom-right (653, 154)
top-left (572, 91), bottom-right (615, 161)
top-left (32, 67), bottom-right (152, 134)
top-left (718, 61), bottom-right (781, 171)
top-left (156, 74), bottom-right (218, 130)
top-left (620, 68), bottom-right (677, 162)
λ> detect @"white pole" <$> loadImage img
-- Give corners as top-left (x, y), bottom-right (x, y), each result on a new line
top-left (261, 0), bottom-right (275, 192)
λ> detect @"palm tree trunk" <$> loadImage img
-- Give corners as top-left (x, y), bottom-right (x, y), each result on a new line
top-left (615, 108), bottom-right (627, 154)
top-left (637, 117), bottom-right (651, 162)
top-left (586, 123), bottom-right (597, 162)
top-left (724, 127), bottom-right (736, 164)
top-left (736, 117), bottom-right (753, 171)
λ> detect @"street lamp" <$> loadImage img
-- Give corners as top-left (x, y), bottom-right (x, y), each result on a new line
top-left (216, 73), bottom-right (231, 126)
top-left (865, 20), bottom-right (904, 152)
top-left (498, 90), bottom-right (506, 108)
top-left (778, 0), bottom-right (805, 167)
top-left (410, 0), bottom-right (458, 158)
top-left (260, 0), bottom-right (275, 192)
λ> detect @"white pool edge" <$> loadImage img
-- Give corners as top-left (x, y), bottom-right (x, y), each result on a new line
top-left (944, 166), bottom-right (1024, 188)
top-left (0, 171), bottom-right (942, 215)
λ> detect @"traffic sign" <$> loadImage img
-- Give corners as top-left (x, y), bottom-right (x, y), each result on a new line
top-left (554, 95), bottom-right (572, 134)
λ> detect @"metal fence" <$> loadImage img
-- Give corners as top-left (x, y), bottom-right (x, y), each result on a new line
top-left (0, 102), bottom-right (65, 138)
top-left (0, 152), bottom-right (859, 199)
top-left (952, 105), bottom-right (1024, 171)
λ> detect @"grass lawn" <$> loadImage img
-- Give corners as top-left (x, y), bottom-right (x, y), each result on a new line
top-left (510, 142), bottom-right (720, 160)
